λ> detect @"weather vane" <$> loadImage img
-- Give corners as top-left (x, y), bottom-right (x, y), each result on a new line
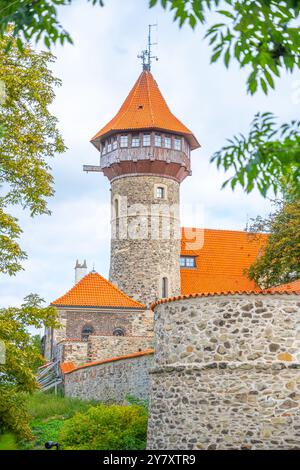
top-left (138, 24), bottom-right (158, 71)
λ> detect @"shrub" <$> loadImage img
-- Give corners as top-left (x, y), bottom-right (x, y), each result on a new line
top-left (59, 403), bottom-right (148, 450)
top-left (0, 387), bottom-right (32, 439)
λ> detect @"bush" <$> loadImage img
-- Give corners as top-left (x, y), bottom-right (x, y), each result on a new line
top-left (0, 387), bottom-right (32, 439)
top-left (59, 403), bottom-right (148, 450)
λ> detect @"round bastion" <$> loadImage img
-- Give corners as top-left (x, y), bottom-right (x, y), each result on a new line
top-left (147, 293), bottom-right (300, 450)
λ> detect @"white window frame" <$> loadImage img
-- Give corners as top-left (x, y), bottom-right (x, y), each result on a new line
top-left (120, 135), bottom-right (128, 148)
top-left (174, 137), bottom-right (181, 151)
top-left (143, 133), bottom-right (151, 147)
top-left (164, 136), bottom-right (171, 149)
top-left (155, 133), bottom-right (162, 147)
top-left (132, 135), bottom-right (140, 147)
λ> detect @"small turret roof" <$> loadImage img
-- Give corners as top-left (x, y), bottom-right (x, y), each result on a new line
top-left (91, 70), bottom-right (200, 150)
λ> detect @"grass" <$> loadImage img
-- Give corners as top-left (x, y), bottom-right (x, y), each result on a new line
top-left (0, 433), bottom-right (18, 450)
top-left (25, 391), bottom-right (96, 421)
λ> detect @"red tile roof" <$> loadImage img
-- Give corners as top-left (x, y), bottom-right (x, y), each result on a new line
top-left (267, 279), bottom-right (300, 293)
top-left (91, 70), bottom-right (200, 150)
top-left (181, 228), bottom-right (268, 295)
top-left (62, 349), bottom-right (154, 375)
top-left (52, 272), bottom-right (144, 309)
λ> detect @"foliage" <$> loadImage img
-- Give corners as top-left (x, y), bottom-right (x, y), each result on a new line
top-left (0, 1), bottom-right (104, 49)
top-left (25, 391), bottom-right (96, 421)
top-left (0, 433), bottom-right (18, 450)
top-left (0, 388), bottom-right (32, 439)
top-left (151, 1), bottom-right (300, 94)
top-left (125, 394), bottom-right (149, 410)
top-left (20, 418), bottom-right (65, 450)
top-left (59, 403), bottom-right (148, 450)
top-left (0, 295), bottom-right (58, 438)
top-left (0, 28), bottom-right (66, 275)
top-left (247, 197), bottom-right (300, 288)
top-left (212, 112), bottom-right (300, 197)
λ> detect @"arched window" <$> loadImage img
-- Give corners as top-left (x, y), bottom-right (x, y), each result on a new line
top-left (81, 325), bottom-right (94, 341)
top-left (113, 327), bottom-right (125, 337)
top-left (162, 277), bottom-right (168, 298)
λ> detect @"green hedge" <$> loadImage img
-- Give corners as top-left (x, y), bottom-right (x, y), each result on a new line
top-left (59, 403), bottom-right (148, 450)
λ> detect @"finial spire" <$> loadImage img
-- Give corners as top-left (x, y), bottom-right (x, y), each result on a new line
top-left (138, 24), bottom-right (158, 71)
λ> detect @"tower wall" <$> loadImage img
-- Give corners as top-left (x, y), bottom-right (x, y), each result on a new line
top-left (109, 175), bottom-right (181, 306)
top-left (147, 294), bottom-right (300, 450)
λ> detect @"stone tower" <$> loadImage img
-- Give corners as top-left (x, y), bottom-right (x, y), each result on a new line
top-left (87, 68), bottom-right (199, 306)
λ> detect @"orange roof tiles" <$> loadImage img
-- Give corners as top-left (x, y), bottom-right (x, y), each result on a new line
top-left (63, 349), bottom-right (154, 374)
top-left (180, 228), bottom-right (269, 295)
top-left (60, 362), bottom-right (76, 374)
top-left (91, 70), bottom-right (199, 150)
top-left (52, 271), bottom-right (144, 309)
top-left (267, 279), bottom-right (300, 293)
top-left (151, 288), bottom-right (300, 310)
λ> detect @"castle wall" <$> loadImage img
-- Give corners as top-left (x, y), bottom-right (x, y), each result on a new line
top-left (147, 294), bottom-right (300, 450)
top-left (88, 335), bottom-right (154, 362)
top-left (110, 176), bottom-right (181, 307)
top-left (64, 353), bottom-right (154, 402)
top-left (57, 340), bottom-right (88, 365)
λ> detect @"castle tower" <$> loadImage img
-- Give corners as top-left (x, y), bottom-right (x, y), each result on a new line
top-left (87, 64), bottom-right (199, 306)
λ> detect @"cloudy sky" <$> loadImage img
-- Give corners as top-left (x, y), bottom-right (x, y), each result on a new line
top-left (1, 0), bottom-right (298, 312)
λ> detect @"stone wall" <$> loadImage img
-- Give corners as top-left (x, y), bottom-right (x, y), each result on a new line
top-left (57, 340), bottom-right (88, 365)
top-left (64, 352), bottom-right (154, 402)
top-left (110, 176), bottom-right (181, 307)
top-left (88, 335), bottom-right (154, 362)
top-left (147, 294), bottom-right (300, 450)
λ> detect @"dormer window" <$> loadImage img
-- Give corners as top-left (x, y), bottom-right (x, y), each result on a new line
top-left (143, 134), bottom-right (151, 146)
top-left (132, 135), bottom-right (140, 147)
top-left (164, 136), bottom-right (171, 148)
top-left (174, 137), bottom-right (181, 151)
top-left (120, 135), bottom-right (128, 147)
top-left (180, 256), bottom-right (196, 268)
top-left (155, 133), bottom-right (162, 147)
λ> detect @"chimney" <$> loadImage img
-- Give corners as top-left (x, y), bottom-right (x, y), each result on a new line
top-left (74, 259), bottom-right (87, 284)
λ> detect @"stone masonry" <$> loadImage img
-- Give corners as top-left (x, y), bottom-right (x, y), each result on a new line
top-left (147, 293), bottom-right (300, 450)
top-left (88, 335), bottom-right (154, 362)
top-left (110, 176), bottom-right (181, 307)
top-left (64, 352), bottom-right (154, 402)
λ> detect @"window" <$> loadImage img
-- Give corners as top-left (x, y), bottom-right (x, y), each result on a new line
top-left (155, 133), bottom-right (162, 147)
top-left (156, 186), bottom-right (165, 199)
top-left (132, 135), bottom-right (140, 147)
top-left (174, 137), bottom-right (181, 151)
top-left (143, 134), bottom-right (151, 146)
top-left (112, 137), bottom-right (118, 150)
top-left (162, 277), bottom-right (168, 298)
top-left (102, 142), bottom-right (106, 154)
top-left (113, 327), bottom-right (125, 336)
top-left (164, 136), bottom-right (171, 148)
top-left (82, 325), bottom-right (94, 341)
top-left (114, 198), bottom-right (119, 218)
top-left (120, 135), bottom-right (128, 147)
top-left (107, 141), bottom-right (112, 152)
top-left (180, 256), bottom-right (196, 268)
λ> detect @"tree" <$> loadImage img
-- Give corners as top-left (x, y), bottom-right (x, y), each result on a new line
top-left (0, 294), bottom-right (58, 438)
top-left (0, 28), bottom-right (66, 275)
top-left (211, 112), bottom-right (300, 197)
top-left (247, 197), bottom-right (300, 288)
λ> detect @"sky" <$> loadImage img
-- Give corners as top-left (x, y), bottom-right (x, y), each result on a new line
top-left (1, 0), bottom-right (299, 313)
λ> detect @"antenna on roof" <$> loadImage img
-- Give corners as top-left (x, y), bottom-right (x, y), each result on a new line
top-left (137, 24), bottom-right (158, 71)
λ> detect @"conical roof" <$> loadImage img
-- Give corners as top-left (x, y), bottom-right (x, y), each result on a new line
top-left (91, 70), bottom-right (199, 150)
top-left (51, 271), bottom-right (144, 308)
